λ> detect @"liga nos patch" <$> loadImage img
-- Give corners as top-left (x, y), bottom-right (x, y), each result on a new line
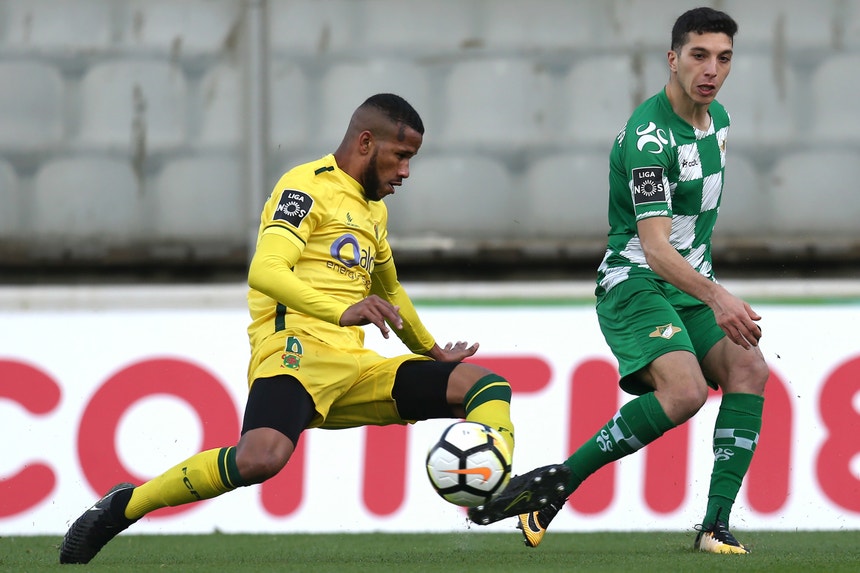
top-left (273, 189), bottom-right (314, 228)
top-left (632, 167), bottom-right (667, 205)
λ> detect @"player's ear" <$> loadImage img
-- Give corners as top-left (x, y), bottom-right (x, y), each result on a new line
top-left (667, 50), bottom-right (678, 73)
top-left (358, 130), bottom-right (374, 155)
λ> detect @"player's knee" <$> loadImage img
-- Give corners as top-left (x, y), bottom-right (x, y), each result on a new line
top-left (234, 435), bottom-right (292, 484)
top-left (731, 354), bottom-right (770, 395)
top-left (680, 382), bottom-right (709, 418)
top-left (235, 450), bottom-right (288, 484)
top-left (661, 381), bottom-right (708, 423)
top-left (448, 363), bottom-right (494, 401)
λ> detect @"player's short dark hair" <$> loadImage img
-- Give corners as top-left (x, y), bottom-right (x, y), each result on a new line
top-left (361, 93), bottom-right (425, 135)
top-left (671, 7), bottom-right (738, 51)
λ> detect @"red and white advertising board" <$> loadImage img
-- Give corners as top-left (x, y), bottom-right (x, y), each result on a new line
top-left (1, 284), bottom-right (858, 535)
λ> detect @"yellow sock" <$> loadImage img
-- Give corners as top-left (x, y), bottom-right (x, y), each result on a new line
top-left (124, 447), bottom-right (243, 520)
top-left (464, 374), bottom-right (515, 457)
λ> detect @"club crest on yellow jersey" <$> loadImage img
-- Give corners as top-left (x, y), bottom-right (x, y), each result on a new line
top-left (281, 336), bottom-right (304, 370)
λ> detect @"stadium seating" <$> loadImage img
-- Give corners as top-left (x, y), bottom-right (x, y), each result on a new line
top-left (714, 156), bottom-right (771, 237)
top-left (769, 150), bottom-right (858, 237)
top-left (0, 0), bottom-right (856, 269)
top-left (153, 155), bottom-right (245, 243)
top-left (524, 152), bottom-right (610, 239)
top-left (0, 61), bottom-right (65, 151)
top-left (197, 63), bottom-right (242, 149)
top-left (482, 0), bottom-right (608, 51)
top-left (482, 0), bottom-right (729, 52)
top-left (608, 0), bottom-right (703, 49)
top-left (563, 55), bottom-right (667, 145)
top-left (722, 0), bottom-right (836, 51)
top-left (3, 0), bottom-right (113, 55)
top-left (118, 0), bottom-right (242, 58)
top-left (385, 155), bottom-right (515, 240)
top-left (78, 60), bottom-right (187, 152)
top-left (198, 61), bottom-right (311, 150)
top-left (314, 60), bottom-right (430, 148)
top-left (0, 161), bottom-right (20, 237)
top-left (267, 0), bottom-right (358, 57)
top-left (31, 157), bottom-right (142, 243)
top-left (842, 5), bottom-right (860, 51)
top-left (358, 0), bottom-right (473, 55)
top-left (269, 61), bottom-right (311, 150)
top-left (440, 59), bottom-right (554, 149)
top-left (718, 55), bottom-right (799, 147)
top-left (810, 55), bottom-right (860, 143)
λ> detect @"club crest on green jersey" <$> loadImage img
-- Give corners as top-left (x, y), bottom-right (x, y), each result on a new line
top-left (649, 323), bottom-right (682, 339)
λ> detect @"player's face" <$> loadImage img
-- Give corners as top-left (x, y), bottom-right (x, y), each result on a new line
top-left (362, 123), bottom-right (422, 202)
top-left (669, 32), bottom-right (733, 106)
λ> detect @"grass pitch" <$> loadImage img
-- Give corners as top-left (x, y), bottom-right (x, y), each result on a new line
top-left (2, 530), bottom-right (859, 572)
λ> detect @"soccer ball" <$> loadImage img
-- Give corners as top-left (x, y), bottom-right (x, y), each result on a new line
top-left (425, 421), bottom-right (511, 507)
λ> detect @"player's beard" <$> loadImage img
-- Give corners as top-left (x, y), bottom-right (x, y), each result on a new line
top-left (362, 149), bottom-right (382, 202)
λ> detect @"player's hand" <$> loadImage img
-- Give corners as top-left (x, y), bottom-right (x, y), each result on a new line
top-left (426, 341), bottom-right (480, 362)
top-left (710, 290), bottom-right (762, 349)
top-left (340, 295), bottom-right (403, 339)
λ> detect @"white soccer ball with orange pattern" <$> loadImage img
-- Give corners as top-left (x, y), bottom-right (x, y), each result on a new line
top-left (425, 421), bottom-right (511, 507)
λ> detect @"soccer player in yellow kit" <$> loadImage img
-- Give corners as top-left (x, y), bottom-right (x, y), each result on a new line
top-left (60, 93), bottom-right (568, 564)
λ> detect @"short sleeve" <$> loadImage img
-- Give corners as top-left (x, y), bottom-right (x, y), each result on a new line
top-left (623, 121), bottom-right (674, 221)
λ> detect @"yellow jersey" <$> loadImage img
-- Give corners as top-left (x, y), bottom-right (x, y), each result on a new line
top-left (246, 154), bottom-right (434, 382)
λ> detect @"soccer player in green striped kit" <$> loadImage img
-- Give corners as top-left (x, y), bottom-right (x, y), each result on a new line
top-left (470, 7), bottom-right (768, 554)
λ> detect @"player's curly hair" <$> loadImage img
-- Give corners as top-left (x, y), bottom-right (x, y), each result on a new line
top-left (361, 93), bottom-right (425, 136)
top-left (671, 7), bottom-right (738, 51)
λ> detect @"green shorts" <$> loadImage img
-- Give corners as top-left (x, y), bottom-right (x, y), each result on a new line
top-left (596, 277), bottom-right (725, 395)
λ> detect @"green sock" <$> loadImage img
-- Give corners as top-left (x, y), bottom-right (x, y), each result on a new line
top-left (703, 393), bottom-right (764, 528)
top-left (563, 392), bottom-right (675, 495)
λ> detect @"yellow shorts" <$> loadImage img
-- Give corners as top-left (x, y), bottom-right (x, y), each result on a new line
top-left (249, 330), bottom-right (431, 429)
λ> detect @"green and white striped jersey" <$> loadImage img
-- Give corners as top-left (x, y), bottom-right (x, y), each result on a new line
top-left (596, 88), bottom-right (730, 297)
